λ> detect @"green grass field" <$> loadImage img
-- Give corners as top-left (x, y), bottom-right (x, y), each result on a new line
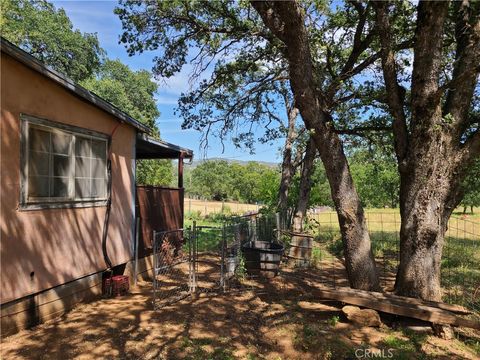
top-left (308, 208), bottom-right (480, 239)
top-left (309, 209), bottom-right (479, 311)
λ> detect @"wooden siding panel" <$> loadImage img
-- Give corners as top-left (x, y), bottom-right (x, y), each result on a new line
top-left (136, 186), bottom-right (184, 258)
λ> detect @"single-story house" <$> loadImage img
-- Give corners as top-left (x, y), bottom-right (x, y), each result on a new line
top-left (0, 38), bottom-right (193, 336)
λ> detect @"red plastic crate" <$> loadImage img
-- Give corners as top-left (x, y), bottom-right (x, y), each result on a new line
top-left (103, 275), bottom-right (129, 297)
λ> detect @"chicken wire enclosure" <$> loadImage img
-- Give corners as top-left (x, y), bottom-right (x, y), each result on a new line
top-left (191, 222), bottom-right (247, 291)
top-left (152, 223), bottom-right (245, 308)
top-left (191, 225), bottom-right (224, 292)
top-left (150, 213), bottom-right (479, 322)
top-left (152, 217), bottom-right (288, 309)
top-left (221, 216), bottom-right (287, 286)
top-left (152, 229), bottom-right (193, 309)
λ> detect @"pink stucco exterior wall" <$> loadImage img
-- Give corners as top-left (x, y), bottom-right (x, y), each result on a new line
top-left (1, 52), bottom-right (136, 304)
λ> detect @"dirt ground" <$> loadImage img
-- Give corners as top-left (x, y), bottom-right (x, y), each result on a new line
top-left (1, 262), bottom-right (479, 360)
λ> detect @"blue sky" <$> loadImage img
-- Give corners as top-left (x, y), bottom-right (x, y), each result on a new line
top-left (52, 0), bottom-right (283, 163)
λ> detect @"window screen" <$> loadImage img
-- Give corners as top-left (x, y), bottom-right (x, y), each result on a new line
top-left (74, 136), bottom-right (107, 199)
top-left (25, 121), bottom-right (108, 204)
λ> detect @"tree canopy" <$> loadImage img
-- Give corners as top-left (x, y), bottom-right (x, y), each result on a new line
top-left (116, 0), bottom-right (480, 299)
top-left (1, 0), bottom-right (104, 82)
top-left (81, 59), bottom-right (160, 131)
top-left (81, 60), bottom-right (173, 186)
top-left (186, 160), bottom-right (279, 205)
top-left (461, 159), bottom-right (480, 212)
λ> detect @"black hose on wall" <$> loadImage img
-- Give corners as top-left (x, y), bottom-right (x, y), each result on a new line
top-left (102, 124), bottom-right (121, 270)
top-left (102, 156), bottom-right (113, 269)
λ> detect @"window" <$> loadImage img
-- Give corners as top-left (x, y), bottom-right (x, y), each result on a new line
top-left (21, 115), bottom-right (108, 208)
top-left (74, 136), bottom-right (107, 199)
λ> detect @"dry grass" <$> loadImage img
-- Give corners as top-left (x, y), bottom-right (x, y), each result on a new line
top-left (308, 209), bottom-right (480, 240)
top-left (185, 198), bottom-right (260, 216)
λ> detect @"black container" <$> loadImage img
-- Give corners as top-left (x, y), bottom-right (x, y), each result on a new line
top-left (242, 241), bottom-right (284, 278)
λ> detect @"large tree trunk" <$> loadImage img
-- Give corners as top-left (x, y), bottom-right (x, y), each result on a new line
top-left (277, 103), bottom-right (299, 213)
top-left (375, 1), bottom-right (480, 300)
top-left (252, 1), bottom-right (380, 291)
top-left (292, 136), bottom-right (316, 232)
top-left (395, 138), bottom-right (462, 301)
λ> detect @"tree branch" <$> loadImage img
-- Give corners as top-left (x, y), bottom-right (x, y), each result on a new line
top-left (461, 130), bottom-right (480, 164)
top-left (325, 3), bottom-right (376, 102)
top-left (443, 2), bottom-right (480, 137)
top-left (439, 64), bottom-right (480, 95)
top-left (374, 1), bottom-right (409, 166)
top-left (340, 2), bottom-right (372, 76)
top-left (336, 125), bottom-right (393, 136)
top-left (326, 38), bottom-right (413, 106)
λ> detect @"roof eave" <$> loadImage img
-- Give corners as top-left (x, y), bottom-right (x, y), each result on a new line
top-left (136, 133), bottom-right (193, 160)
top-left (0, 37), bottom-right (151, 134)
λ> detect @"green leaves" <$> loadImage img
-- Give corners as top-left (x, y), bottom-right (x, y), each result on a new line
top-left (136, 159), bottom-right (173, 187)
top-left (116, 0), bottom-right (290, 152)
top-left (461, 159), bottom-right (480, 209)
top-left (82, 59), bottom-right (160, 131)
top-left (2, 0), bottom-right (171, 186)
top-left (350, 150), bottom-right (400, 209)
top-left (81, 60), bottom-right (171, 186)
top-left (186, 160), bottom-right (279, 204)
top-left (1, 0), bottom-right (104, 82)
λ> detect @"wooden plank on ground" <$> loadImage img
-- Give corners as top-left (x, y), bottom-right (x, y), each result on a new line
top-left (311, 285), bottom-right (471, 315)
top-left (307, 285), bottom-right (479, 330)
top-left (367, 290), bottom-right (471, 315)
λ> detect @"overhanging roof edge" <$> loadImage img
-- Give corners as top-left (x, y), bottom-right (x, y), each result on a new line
top-left (1, 37), bottom-right (151, 134)
top-left (136, 133), bottom-right (193, 159)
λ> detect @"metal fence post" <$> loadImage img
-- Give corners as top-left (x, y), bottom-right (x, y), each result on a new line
top-left (275, 212), bottom-right (281, 243)
top-left (188, 226), bottom-right (192, 294)
top-left (153, 230), bottom-right (157, 309)
top-left (134, 217), bottom-right (140, 286)
top-left (192, 221), bottom-right (197, 293)
top-left (220, 224), bottom-right (226, 291)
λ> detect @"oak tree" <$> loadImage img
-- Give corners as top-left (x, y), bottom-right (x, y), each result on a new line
top-left (374, 1), bottom-right (480, 300)
top-left (116, 0), bottom-right (390, 290)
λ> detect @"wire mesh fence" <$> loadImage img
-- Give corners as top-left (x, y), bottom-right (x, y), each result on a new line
top-left (152, 229), bottom-right (192, 309)
top-left (152, 212), bottom-right (479, 314)
top-left (192, 220), bottom-right (264, 291)
top-left (152, 221), bottom-right (249, 308)
top-left (308, 211), bottom-right (480, 312)
top-left (443, 217), bottom-right (480, 312)
top-left (191, 224), bottom-right (224, 292)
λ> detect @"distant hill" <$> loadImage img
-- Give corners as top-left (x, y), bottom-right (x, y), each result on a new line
top-left (188, 157), bottom-right (278, 169)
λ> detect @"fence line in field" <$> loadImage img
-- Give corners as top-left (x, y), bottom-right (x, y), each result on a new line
top-left (309, 211), bottom-right (479, 312)
top-left (308, 211), bottom-right (479, 240)
top-left (184, 198), bottom-right (260, 216)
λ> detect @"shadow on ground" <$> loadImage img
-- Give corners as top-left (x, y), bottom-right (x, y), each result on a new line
top-left (1, 262), bottom-right (479, 360)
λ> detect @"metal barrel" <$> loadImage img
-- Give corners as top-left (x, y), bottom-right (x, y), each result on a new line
top-left (242, 241), bottom-right (284, 278)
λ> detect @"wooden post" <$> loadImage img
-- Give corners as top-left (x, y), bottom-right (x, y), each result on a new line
top-left (178, 153), bottom-right (185, 227)
top-left (134, 217), bottom-right (140, 286)
top-left (178, 153), bottom-right (184, 188)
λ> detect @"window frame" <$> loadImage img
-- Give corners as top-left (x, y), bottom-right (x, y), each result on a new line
top-left (19, 114), bottom-right (109, 210)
